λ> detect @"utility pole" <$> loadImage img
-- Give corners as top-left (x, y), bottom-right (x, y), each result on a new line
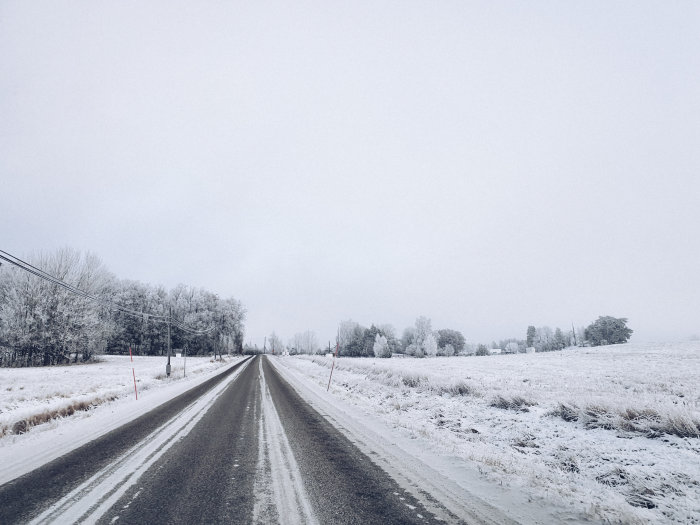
top-left (166, 306), bottom-right (172, 377)
top-left (263, 336), bottom-right (267, 355)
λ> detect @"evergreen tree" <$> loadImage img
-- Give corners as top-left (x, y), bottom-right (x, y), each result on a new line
top-left (526, 325), bottom-right (537, 347)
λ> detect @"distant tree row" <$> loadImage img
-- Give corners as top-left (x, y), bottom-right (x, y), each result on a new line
top-left (277, 317), bottom-right (467, 358)
top-left (276, 315), bottom-right (632, 359)
top-left (0, 248), bottom-right (246, 367)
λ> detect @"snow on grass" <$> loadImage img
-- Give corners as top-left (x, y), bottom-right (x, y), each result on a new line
top-left (277, 342), bottom-right (700, 524)
top-left (0, 355), bottom-right (232, 439)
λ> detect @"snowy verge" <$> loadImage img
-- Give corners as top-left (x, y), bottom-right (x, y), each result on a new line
top-left (0, 355), bottom-right (244, 485)
top-left (267, 356), bottom-right (580, 525)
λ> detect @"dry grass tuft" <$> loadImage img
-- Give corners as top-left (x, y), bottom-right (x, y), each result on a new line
top-left (9, 394), bottom-right (119, 436)
top-left (490, 395), bottom-right (537, 412)
top-left (548, 401), bottom-right (700, 440)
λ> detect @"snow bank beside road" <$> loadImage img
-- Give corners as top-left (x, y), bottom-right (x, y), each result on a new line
top-left (0, 355), bottom-right (242, 484)
top-left (276, 343), bottom-right (700, 524)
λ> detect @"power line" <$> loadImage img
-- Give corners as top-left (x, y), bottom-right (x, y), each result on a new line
top-left (0, 249), bottom-right (215, 334)
top-left (0, 250), bottom-right (165, 321)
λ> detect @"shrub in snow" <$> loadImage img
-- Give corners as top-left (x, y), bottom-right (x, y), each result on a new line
top-left (475, 344), bottom-right (489, 356)
top-left (595, 467), bottom-right (658, 509)
top-left (490, 395), bottom-right (537, 412)
top-left (663, 413), bottom-right (700, 438)
top-left (595, 466), bottom-right (629, 487)
top-left (583, 405), bottom-right (617, 430)
top-left (548, 401), bottom-right (700, 440)
top-left (547, 402), bottom-right (579, 422)
top-left (401, 373), bottom-right (426, 388)
top-left (440, 380), bottom-right (478, 397)
top-left (556, 455), bottom-right (580, 474)
top-left (511, 433), bottom-right (539, 450)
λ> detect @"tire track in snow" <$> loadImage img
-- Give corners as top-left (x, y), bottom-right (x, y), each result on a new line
top-left (28, 357), bottom-right (253, 525)
top-left (253, 358), bottom-right (319, 525)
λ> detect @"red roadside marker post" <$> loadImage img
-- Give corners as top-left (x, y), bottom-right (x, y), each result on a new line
top-left (129, 347), bottom-right (138, 400)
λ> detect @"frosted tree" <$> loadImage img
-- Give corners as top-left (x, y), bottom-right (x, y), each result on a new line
top-left (0, 249), bottom-right (114, 366)
top-left (405, 343), bottom-right (423, 358)
top-left (268, 332), bottom-right (283, 354)
top-left (403, 316), bottom-right (438, 358)
top-left (535, 326), bottom-right (554, 352)
top-left (423, 332), bottom-right (438, 357)
top-left (401, 327), bottom-right (416, 352)
top-left (584, 316), bottom-right (633, 346)
top-left (437, 329), bottom-right (465, 354)
top-left (553, 328), bottom-right (567, 350)
top-left (414, 316), bottom-right (432, 347)
top-left (373, 333), bottom-right (391, 358)
top-left (505, 341), bottom-right (519, 354)
top-left (439, 343), bottom-right (455, 357)
top-left (0, 248), bottom-right (246, 366)
top-left (290, 330), bottom-right (318, 354)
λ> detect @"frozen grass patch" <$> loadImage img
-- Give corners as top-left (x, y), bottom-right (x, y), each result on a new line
top-left (401, 372), bottom-right (426, 388)
top-left (7, 394), bottom-right (119, 436)
top-left (595, 467), bottom-right (660, 509)
top-left (490, 395), bottom-right (537, 412)
top-left (548, 402), bottom-right (579, 422)
top-left (548, 402), bottom-right (700, 439)
top-left (440, 380), bottom-right (479, 397)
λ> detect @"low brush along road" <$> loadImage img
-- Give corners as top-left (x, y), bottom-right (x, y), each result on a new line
top-left (0, 355), bottom-right (463, 524)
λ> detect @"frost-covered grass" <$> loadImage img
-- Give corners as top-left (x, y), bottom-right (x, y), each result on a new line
top-left (0, 355), bottom-right (230, 438)
top-left (279, 342), bottom-right (700, 524)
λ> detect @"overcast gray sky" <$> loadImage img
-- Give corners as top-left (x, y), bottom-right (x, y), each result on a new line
top-left (2, 1), bottom-right (699, 347)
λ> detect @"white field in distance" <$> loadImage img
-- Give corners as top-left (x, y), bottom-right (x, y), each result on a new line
top-left (280, 342), bottom-right (700, 525)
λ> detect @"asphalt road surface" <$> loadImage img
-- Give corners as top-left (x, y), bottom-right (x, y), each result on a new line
top-left (0, 356), bottom-right (464, 524)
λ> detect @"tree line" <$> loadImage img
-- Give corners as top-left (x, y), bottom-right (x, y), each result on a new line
top-left (0, 248), bottom-right (246, 367)
top-left (274, 315), bottom-right (632, 358)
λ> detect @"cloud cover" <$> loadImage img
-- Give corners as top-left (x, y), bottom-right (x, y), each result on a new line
top-left (2, 1), bottom-right (699, 345)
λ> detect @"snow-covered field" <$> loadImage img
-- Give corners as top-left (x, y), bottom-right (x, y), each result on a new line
top-left (0, 355), bottom-right (232, 437)
top-left (277, 343), bottom-right (700, 524)
top-left (0, 354), bottom-right (241, 483)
